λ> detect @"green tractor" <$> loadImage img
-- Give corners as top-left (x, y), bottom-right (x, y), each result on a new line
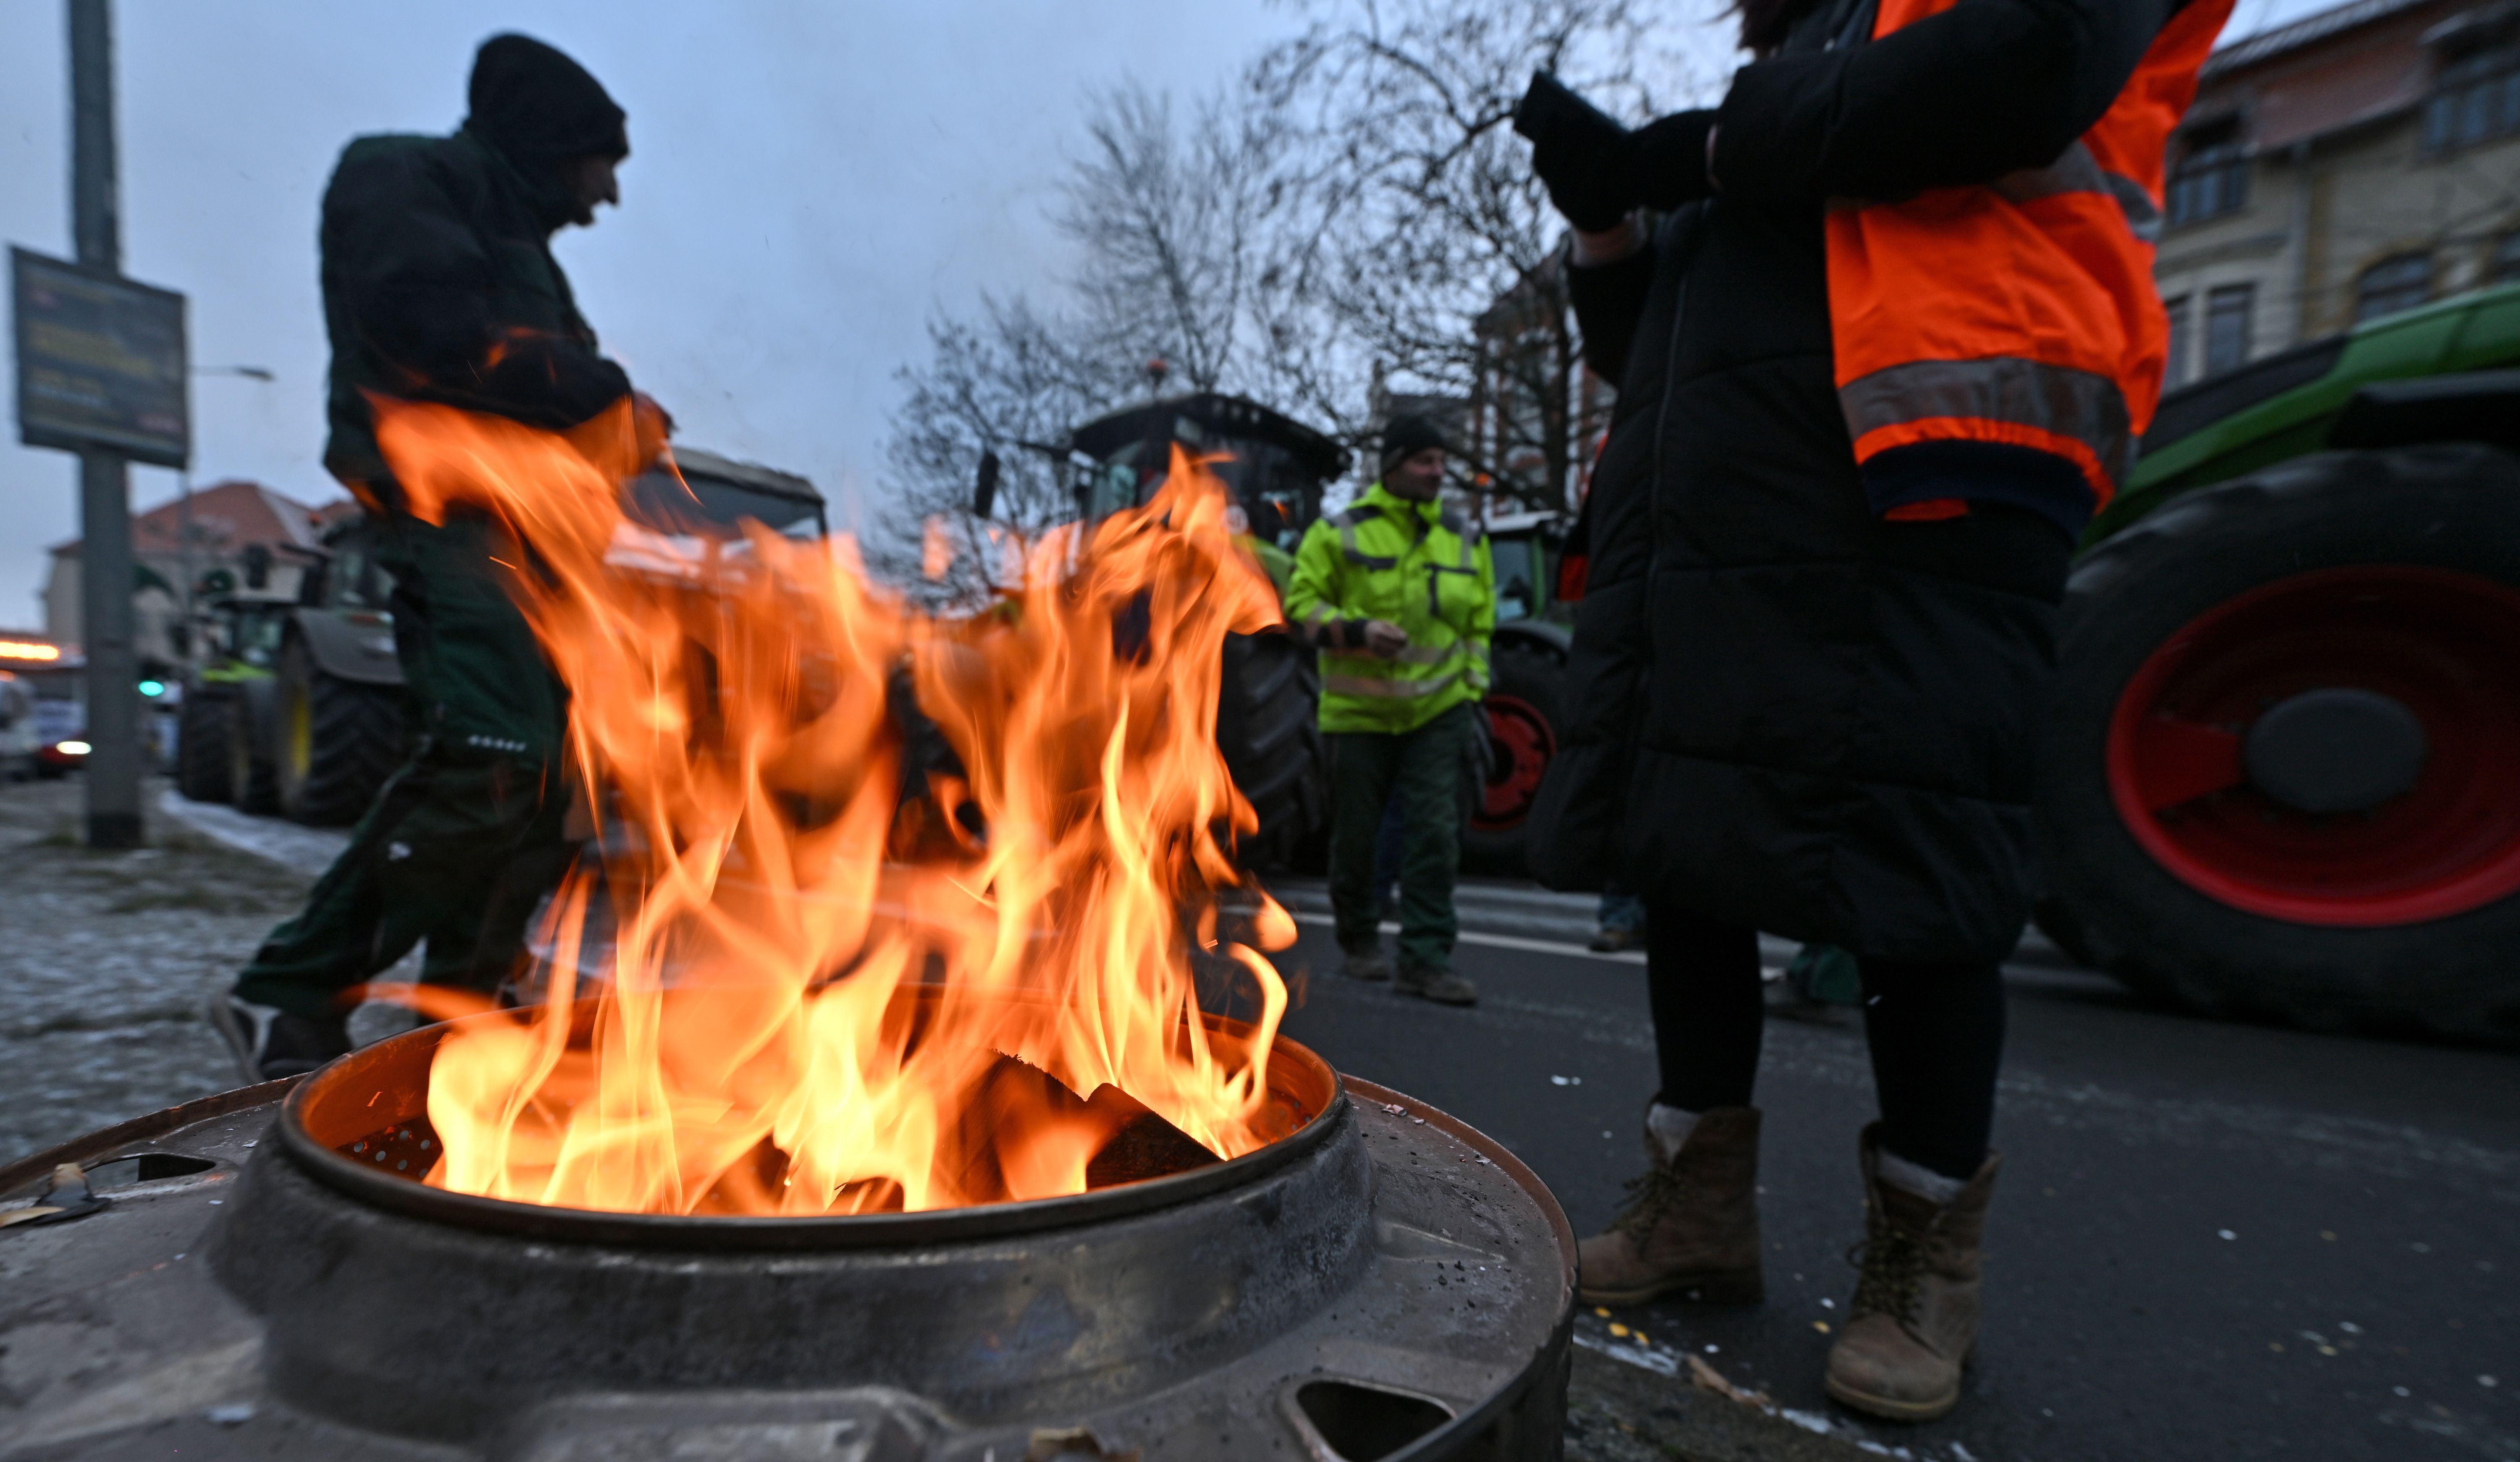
top-left (208, 448), bottom-right (827, 827)
top-left (173, 567), bottom-right (299, 812)
top-left (1050, 392), bottom-right (1575, 870)
top-left (2035, 280), bottom-right (2520, 1039)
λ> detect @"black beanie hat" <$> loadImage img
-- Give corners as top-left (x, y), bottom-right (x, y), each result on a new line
top-left (1378, 413), bottom-right (1449, 473)
top-left (464, 34), bottom-right (628, 177)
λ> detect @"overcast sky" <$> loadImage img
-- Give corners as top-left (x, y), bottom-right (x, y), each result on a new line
top-left (0, 0), bottom-right (2341, 631)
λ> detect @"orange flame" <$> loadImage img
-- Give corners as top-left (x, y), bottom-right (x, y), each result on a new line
top-left (371, 399), bottom-right (1296, 1215)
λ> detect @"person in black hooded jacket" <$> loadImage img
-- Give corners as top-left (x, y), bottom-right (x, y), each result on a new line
top-left (1514, 0), bottom-right (2218, 1423)
top-left (211, 34), bottom-right (660, 1085)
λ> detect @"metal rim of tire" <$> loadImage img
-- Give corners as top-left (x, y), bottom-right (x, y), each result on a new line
top-left (1471, 692), bottom-right (1556, 833)
top-left (1462, 639), bottom-right (1566, 872)
top-left (2105, 563), bottom-right (2520, 926)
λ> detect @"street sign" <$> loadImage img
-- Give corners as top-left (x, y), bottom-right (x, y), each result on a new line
top-left (10, 245), bottom-right (189, 468)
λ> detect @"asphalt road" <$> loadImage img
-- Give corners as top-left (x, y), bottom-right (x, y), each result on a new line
top-left (1259, 878), bottom-right (2520, 1462)
top-left (12, 784), bottom-right (2513, 1461)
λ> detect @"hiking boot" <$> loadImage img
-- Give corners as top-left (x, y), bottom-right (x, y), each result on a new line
top-left (1587, 925), bottom-right (1643, 953)
top-left (1577, 1105), bottom-right (1764, 1305)
top-left (1340, 946), bottom-right (1394, 983)
top-left (206, 993), bottom-right (351, 1085)
top-left (1825, 1124), bottom-right (2002, 1423)
top-left (1394, 962), bottom-right (1478, 1006)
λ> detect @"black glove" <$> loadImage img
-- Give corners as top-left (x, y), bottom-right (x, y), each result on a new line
top-left (1515, 72), bottom-right (1718, 229)
top-left (1515, 73), bottom-right (1635, 231)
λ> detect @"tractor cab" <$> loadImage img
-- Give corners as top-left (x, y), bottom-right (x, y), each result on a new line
top-left (1066, 393), bottom-right (1350, 561)
top-left (193, 595), bottom-right (297, 681)
top-left (625, 447), bottom-right (827, 542)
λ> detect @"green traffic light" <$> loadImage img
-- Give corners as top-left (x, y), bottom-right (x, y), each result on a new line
top-left (138, 679), bottom-right (165, 697)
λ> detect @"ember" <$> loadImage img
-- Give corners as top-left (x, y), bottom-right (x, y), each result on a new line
top-left (363, 398), bottom-right (1294, 1216)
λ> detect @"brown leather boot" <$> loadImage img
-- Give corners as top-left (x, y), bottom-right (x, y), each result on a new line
top-left (1824, 1124), bottom-right (2001, 1422)
top-left (1575, 1106), bottom-right (1764, 1305)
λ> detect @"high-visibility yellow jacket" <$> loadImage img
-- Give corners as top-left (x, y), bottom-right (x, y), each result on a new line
top-left (1285, 484), bottom-right (1495, 735)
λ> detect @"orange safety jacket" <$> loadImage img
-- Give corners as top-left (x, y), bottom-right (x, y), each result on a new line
top-left (1825, 0), bottom-right (2234, 526)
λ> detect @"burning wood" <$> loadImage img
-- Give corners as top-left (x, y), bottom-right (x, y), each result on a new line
top-left (361, 398), bottom-right (1294, 1216)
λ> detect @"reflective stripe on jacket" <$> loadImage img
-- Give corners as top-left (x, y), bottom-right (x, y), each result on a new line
top-left (1825, 0), bottom-right (2233, 520)
top-left (1285, 484), bottom-right (1496, 735)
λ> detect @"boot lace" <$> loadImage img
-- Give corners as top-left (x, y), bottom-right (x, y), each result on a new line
top-left (1845, 1224), bottom-right (1928, 1326)
top-left (1610, 1164), bottom-right (1692, 1241)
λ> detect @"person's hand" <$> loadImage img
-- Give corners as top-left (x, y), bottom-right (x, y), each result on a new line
top-left (1517, 73), bottom-right (1720, 226)
top-left (1362, 620), bottom-right (1411, 659)
top-left (1515, 72), bottom-right (1638, 233)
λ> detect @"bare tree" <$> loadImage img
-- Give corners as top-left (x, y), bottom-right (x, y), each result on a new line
top-left (874, 295), bottom-right (1130, 603)
top-left (1248, 0), bottom-right (1707, 512)
top-left (879, 81), bottom-right (1289, 601)
top-left (879, 2), bottom-right (1725, 594)
top-left (1057, 81), bottom-right (1286, 395)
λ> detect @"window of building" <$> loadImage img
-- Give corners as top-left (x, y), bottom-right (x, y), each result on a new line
top-left (2357, 253), bottom-right (2434, 322)
top-left (2496, 233), bottom-right (2520, 283)
top-left (2167, 118), bottom-right (2249, 227)
top-left (2423, 46), bottom-right (2520, 150)
top-left (2205, 285), bottom-right (2255, 376)
top-left (2164, 294), bottom-right (2194, 390)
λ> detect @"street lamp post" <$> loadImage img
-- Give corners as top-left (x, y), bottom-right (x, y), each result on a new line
top-left (67, 0), bottom-right (142, 848)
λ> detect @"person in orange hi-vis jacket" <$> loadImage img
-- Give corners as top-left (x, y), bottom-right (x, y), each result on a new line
top-left (1514, 0), bottom-right (2231, 1422)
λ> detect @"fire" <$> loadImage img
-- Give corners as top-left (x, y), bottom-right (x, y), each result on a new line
top-left (368, 399), bottom-right (1296, 1216)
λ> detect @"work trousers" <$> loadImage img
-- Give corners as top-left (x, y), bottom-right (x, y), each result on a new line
top-left (232, 749), bottom-right (575, 1017)
top-left (1328, 703), bottom-right (1470, 972)
top-left (235, 491), bottom-right (576, 1018)
top-left (1644, 901), bottom-right (2006, 1180)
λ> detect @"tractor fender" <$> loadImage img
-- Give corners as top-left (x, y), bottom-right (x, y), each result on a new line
top-left (286, 607), bottom-right (405, 687)
top-left (2327, 369), bottom-right (2520, 454)
top-left (1490, 620), bottom-right (1570, 660)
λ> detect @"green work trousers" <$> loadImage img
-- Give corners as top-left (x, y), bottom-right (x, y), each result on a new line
top-left (235, 494), bottom-right (576, 1018)
top-left (233, 750), bottom-right (575, 1017)
top-left (1328, 703), bottom-right (1470, 972)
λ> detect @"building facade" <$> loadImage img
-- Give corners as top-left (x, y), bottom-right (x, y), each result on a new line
top-left (2157, 0), bottom-right (2520, 385)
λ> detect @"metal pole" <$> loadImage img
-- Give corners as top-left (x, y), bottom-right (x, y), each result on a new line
top-left (70, 0), bottom-right (142, 848)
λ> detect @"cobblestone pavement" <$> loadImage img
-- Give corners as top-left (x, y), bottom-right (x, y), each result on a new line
top-left (0, 777), bottom-right (416, 1168)
top-left (0, 777), bottom-right (302, 1165)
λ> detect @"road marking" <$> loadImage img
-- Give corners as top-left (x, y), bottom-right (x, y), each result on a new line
top-left (1287, 910), bottom-right (1646, 965)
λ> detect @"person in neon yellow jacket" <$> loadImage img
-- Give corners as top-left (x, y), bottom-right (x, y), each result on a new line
top-left (1284, 415), bottom-right (1495, 1005)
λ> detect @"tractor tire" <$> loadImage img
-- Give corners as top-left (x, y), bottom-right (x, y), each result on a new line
top-left (1464, 639), bottom-right (1567, 875)
top-left (1215, 629), bottom-right (1327, 870)
top-left (175, 687), bottom-right (235, 804)
top-left (274, 636), bottom-right (410, 827)
top-left (228, 681), bottom-right (280, 815)
top-left (2034, 445), bottom-right (2520, 1042)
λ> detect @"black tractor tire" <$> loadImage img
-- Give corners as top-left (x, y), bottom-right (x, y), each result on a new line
top-left (1215, 629), bottom-right (1327, 870)
top-left (175, 686), bottom-right (235, 804)
top-left (274, 635), bottom-right (410, 827)
top-left (228, 681), bottom-right (281, 814)
top-left (2034, 445), bottom-right (2520, 1042)
top-left (1463, 639), bottom-right (1568, 875)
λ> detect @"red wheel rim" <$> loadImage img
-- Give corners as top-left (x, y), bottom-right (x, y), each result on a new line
top-left (2105, 566), bottom-right (2520, 926)
top-left (1473, 694), bottom-right (1555, 832)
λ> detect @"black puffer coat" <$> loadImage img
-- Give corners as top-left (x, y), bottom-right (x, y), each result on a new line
top-left (319, 35), bottom-right (632, 486)
top-left (1524, 0), bottom-right (2170, 963)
